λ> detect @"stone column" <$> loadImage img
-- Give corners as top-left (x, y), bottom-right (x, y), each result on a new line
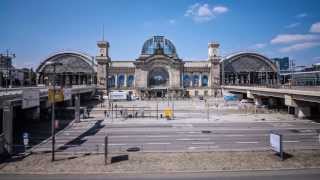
top-left (199, 74), bottom-right (202, 87)
top-left (74, 94), bottom-right (80, 123)
top-left (124, 74), bottom-right (127, 87)
top-left (114, 74), bottom-right (118, 88)
top-left (2, 101), bottom-right (13, 154)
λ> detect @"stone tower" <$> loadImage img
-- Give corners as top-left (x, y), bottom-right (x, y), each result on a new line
top-left (96, 40), bottom-right (111, 93)
top-left (208, 42), bottom-right (221, 96)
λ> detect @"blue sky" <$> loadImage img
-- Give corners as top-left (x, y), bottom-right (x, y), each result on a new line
top-left (1, 0), bottom-right (320, 68)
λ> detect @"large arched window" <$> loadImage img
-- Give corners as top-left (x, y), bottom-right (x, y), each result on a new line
top-left (193, 75), bottom-right (199, 87)
top-left (108, 75), bottom-right (115, 88)
top-left (183, 74), bottom-right (191, 87)
top-left (202, 75), bottom-right (208, 87)
top-left (127, 75), bottom-right (134, 87)
top-left (118, 74), bottom-right (125, 88)
top-left (148, 67), bottom-right (169, 87)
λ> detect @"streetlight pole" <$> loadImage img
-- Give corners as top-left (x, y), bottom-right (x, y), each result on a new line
top-left (51, 64), bottom-right (56, 161)
top-left (46, 61), bottom-right (62, 162)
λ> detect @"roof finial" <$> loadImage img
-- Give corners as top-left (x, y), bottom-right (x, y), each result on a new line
top-left (102, 24), bottom-right (105, 41)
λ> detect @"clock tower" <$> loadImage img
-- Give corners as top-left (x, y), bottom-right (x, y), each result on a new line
top-left (96, 40), bottom-right (111, 93)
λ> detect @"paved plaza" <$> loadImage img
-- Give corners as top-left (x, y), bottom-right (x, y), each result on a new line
top-left (29, 98), bottom-right (320, 154)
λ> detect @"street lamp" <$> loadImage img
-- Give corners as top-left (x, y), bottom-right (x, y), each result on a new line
top-left (46, 61), bottom-right (63, 162)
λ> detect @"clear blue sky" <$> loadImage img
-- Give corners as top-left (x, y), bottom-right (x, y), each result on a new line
top-left (1, 0), bottom-right (320, 68)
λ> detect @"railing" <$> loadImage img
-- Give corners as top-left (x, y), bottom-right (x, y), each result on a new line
top-left (222, 84), bottom-right (320, 91)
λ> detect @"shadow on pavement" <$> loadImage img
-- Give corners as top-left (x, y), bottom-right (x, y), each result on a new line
top-left (57, 120), bottom-right (105, 151)
top-left (111, 154), bottom-right (129, 164)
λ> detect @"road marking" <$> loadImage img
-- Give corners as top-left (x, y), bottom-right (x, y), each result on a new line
top-left (224, 134), bottom-right (245, 137)
top-left (236, 141), bottom-right (259, 144)
top-left (283, 140), bottom-right (300, 143)
top-left (188, 146), bottom-right (206, 150)
top-left (109, 143), bottom-right (127, 146)
top-left (146, 142), bottom-right (171, 145)
top-left (176, 131), bottom-right (201, 134)
top-left (176, 138), bottom-right (210, 141)
top-left (146, 135), bottom-right (170, 138)
top-left (192, 142), bottom-right (215, 145)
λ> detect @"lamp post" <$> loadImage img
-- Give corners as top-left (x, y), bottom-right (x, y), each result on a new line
top-left (46, 61), bottom-right (62, 162)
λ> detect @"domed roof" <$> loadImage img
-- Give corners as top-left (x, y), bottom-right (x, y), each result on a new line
top-left (141, 36), bottom-right (177, 57)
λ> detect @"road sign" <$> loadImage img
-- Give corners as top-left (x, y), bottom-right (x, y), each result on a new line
top-left (23, 132), bottom-right (29, 146)
top-left (63, 88), bottom-right (72, 100)
top-left (48, 89), bottom-right (64, 103)
top-left (164, 107), bottom-right (173, 119)
top-left (22, 89), bottom-right (40, 109)
top-left (270, 132), bottom-right (283, 160)
top-left (55, 120), bottom-right (59, 129)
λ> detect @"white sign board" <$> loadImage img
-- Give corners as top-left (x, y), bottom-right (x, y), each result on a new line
top-left (63, 88), bottom-right (72, 100)
top-left (23, 132), bottom-right (29, 146)
top-left (270, 133), bottom-right (281, 153)
top-left (22, 89), bottom-right (40, 109)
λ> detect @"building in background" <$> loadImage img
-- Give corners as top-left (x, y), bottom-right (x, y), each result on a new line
top-left (272, 57), bottom-right (289, 73)
top-left (0, 52), bottom-right (36, 88)
top-left (36, 36), bottom-right (279, 97)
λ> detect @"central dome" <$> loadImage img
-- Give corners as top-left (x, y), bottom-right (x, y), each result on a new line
top-left (141, 36), bottom-right (177, 57)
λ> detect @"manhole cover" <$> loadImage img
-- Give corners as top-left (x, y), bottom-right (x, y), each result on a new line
top-left (126, 147), bottom-right (140, 152)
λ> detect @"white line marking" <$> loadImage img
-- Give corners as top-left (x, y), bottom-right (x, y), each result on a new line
top-left (224, 134), bottom-right (245, 137)
top-left (283, 140), bottom-right (300, 143)
top-left (192, 142), bottom-right (215, 145)
top-left (236, 141), bottom-right (259, 144)
top-left (146, 142), bottom-right (171, 145)
top-left (188, 146), bottom-right (206, 150)
top-left (146, 135), bottom-right (170, 138)
top-left (176, 138), bottom-right (210, 141)
top-left (109, 143), bottom-right (127, 146)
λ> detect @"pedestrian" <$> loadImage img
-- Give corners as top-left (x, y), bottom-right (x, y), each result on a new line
top-left (104, 110), bottom-right (107, 118)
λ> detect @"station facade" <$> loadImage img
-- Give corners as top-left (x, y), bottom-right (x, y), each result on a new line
top-left (36, 36), bottom-right (279, 98)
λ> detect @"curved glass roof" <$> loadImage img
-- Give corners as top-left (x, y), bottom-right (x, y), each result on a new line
top-left (141, 36), bottom-right (177, 56)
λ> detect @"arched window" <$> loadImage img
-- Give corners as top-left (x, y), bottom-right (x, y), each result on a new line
top-left (118, 74), bottom-right (125, 88)
top-left (183, 74), bottom-right (191, 88)
top-left (127, 75), bottom-right (134, 87)
top-left (108, 75), bottom-right (115, 88)
top-left (202, 75), bottom-right (208, 87)
top-left (193, 75), bottom-right (199, 87)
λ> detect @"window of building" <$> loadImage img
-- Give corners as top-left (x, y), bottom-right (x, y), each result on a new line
top-left (127, 75), bottom-right (134, 87)
top-left (118, 75), bottom-right (125, 87)
top-left (108, 75), bottom-right (115, 88)
top-left (183, 74), bottom-right (191, 87)
top-left (202, 75), bottom-right (208, 87)
top-left (193, 75), bottom-right (199, 87)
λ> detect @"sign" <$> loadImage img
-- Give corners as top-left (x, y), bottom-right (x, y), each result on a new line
top-left (48, 89), bottom-right (64, 103)
top-left (22, 89), bottom-right (40, 109)
top-left (270, 132), bottom-right (283, 160)
top-left (163, 107), bottom-right (173, 119)
top-left (55, 120), bottom-right (59, 129)
top-left (23, 132), bottom-right (29, 146)
top-left (63, 88), bottom-right (72, 100)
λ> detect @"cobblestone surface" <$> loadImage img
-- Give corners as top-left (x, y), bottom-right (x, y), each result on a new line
top-left (1, 150), bottom-right (320, 174)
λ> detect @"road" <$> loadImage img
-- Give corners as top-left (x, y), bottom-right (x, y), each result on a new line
top-left (32, 118), bottom-right (320, 154)
top-left (1, 169), bottom-right (320, 180)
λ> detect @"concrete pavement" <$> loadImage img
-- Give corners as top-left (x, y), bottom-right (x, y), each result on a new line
top-left (32, 118), bottom-right (320, 154)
